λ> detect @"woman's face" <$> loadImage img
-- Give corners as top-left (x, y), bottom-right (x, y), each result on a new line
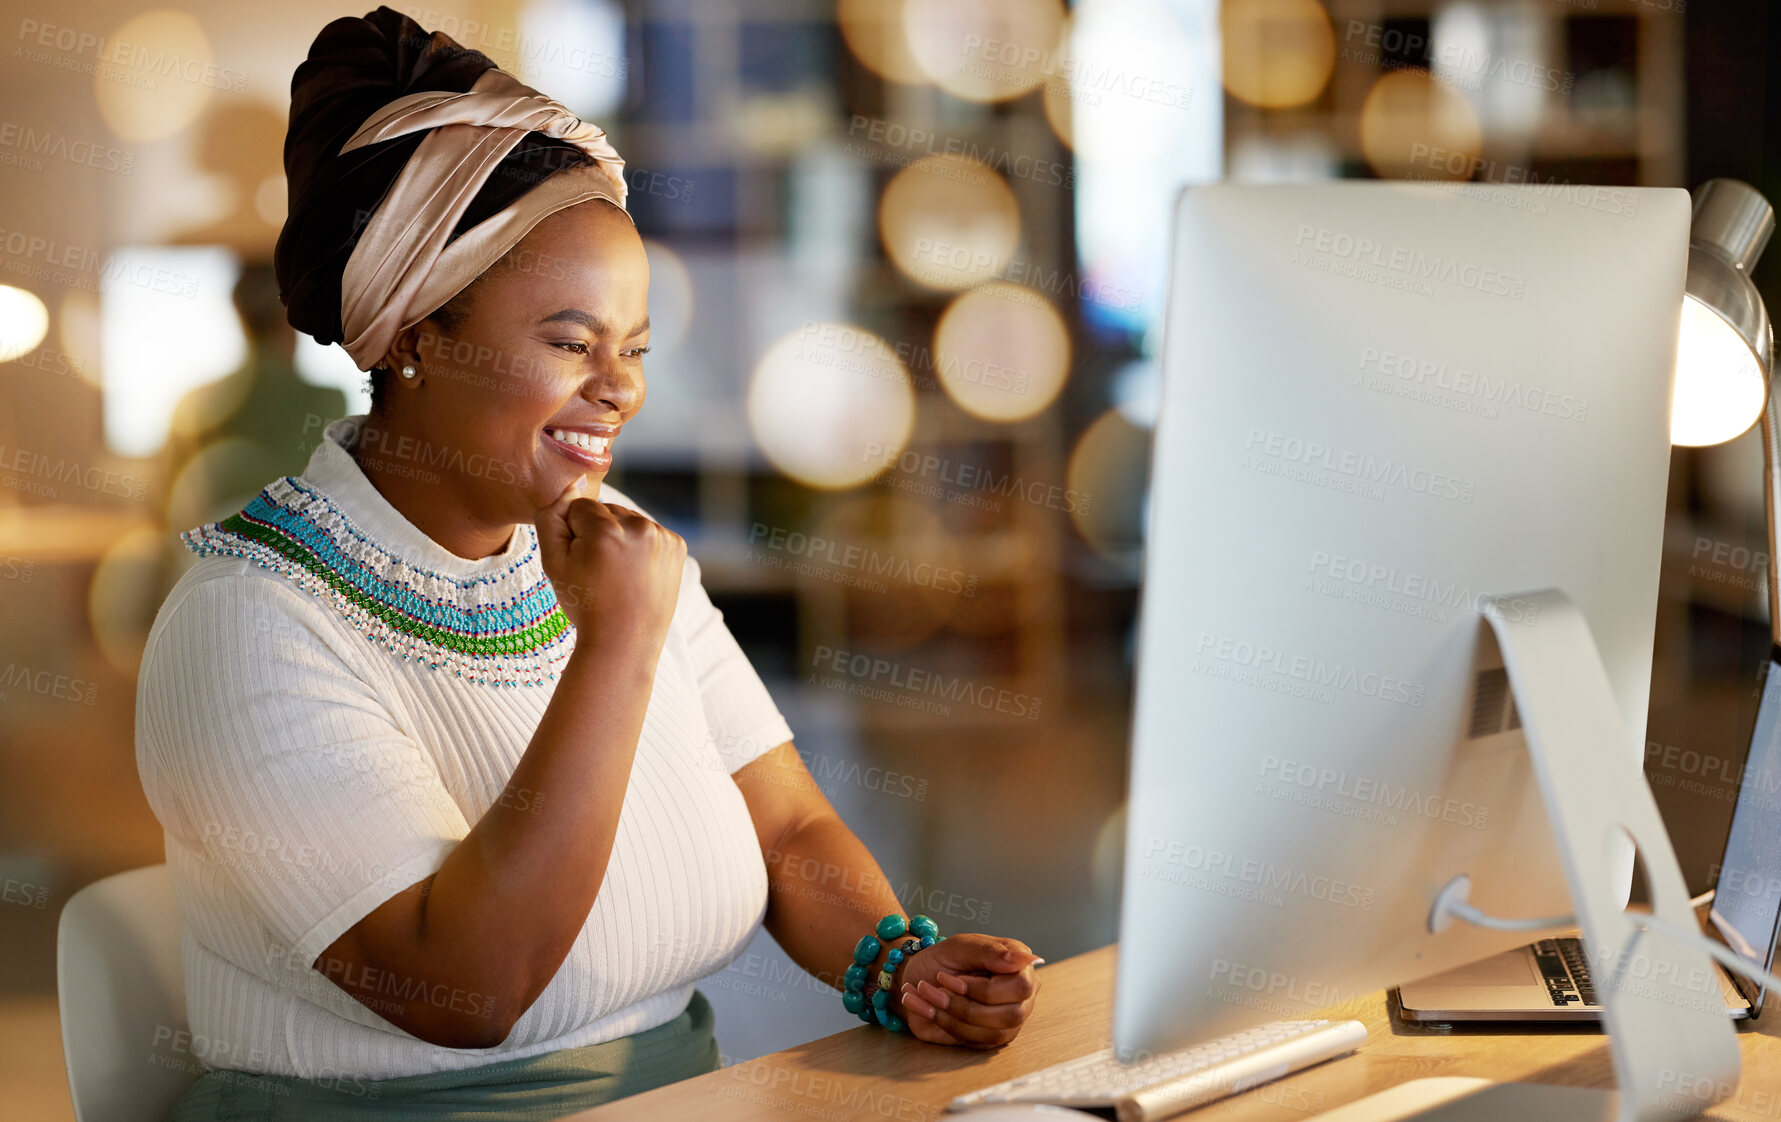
top-left (394, 199), bottom-right (650, 527)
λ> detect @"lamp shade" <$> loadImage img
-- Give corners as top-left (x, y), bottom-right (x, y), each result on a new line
top-left (1673, 178), bottom-right (1773, 447)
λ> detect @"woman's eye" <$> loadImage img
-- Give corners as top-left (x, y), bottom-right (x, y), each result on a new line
top-left (626, 345), bottom-right (651, 358)
top-left (554, 341), bottom-right (589, 355)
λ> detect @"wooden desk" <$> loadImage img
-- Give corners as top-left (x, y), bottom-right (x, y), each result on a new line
top-left (565, 944), bottom-right (1781, 1122)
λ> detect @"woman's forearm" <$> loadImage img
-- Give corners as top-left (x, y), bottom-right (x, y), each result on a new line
top-left (760, 813), bottom-right (917, 1015)
top-left (317, 630), bottom-right (664, 1046)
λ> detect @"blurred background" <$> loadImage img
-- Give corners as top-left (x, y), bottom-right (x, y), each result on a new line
top-left (1, 0), bottom-right (1778, 1114)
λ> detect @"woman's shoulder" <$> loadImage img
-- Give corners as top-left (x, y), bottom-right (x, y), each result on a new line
top-left (144, 552), bottom-right (356, 679)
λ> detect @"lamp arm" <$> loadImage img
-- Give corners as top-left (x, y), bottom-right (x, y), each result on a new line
top-left (1764, 369), bottom-right (1781, 648)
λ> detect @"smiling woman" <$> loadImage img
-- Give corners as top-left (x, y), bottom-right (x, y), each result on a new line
top-left (133, 6), bottom-right (1040, 1120)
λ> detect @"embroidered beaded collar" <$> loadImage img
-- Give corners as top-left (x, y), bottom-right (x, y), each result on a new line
top-left (183, 476), bottom-right (574, 687)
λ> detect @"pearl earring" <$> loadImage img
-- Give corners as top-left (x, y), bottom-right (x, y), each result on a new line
top-left (400, 365), bottom-right (417, 380)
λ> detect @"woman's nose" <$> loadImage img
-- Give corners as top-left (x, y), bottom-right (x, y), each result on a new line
top-left (585, 355), bottom-right (644, 414)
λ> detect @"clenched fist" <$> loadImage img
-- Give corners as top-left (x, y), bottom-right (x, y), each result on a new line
top-left (535, 478), bottom-right (687, 646)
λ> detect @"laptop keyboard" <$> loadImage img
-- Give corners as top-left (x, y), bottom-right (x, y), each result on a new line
top-left (1533, 938), bottom-right (1597, 1006)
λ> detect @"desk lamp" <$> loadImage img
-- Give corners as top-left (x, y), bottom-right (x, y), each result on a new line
top-left (1674, 178), bottom-right (1778, 640)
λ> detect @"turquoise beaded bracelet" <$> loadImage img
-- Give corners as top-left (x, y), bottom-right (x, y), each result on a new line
top-left (841, 913), bottom-right (944, 1032)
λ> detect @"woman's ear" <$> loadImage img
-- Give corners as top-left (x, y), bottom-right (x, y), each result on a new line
top-left (378, 324), bottom-right (428, 390)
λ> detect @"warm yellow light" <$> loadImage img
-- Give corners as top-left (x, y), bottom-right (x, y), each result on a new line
top-left (838, 0), bottom-right (930, 85)
top-left (88, 526), bottom-right (166, 677)
top-left (1221, 0), bottom-right (1336, 110)
top-left (1672, 296), bottom-right (1767, 447)
top-left (1358, 69), bottom-right (1482, 181)
top-left (903, 0), bottom-right (1065, 103)
top-left (878, 155), bottom-right (1021, 291)
top-left (94, 10), bottom-right (216, 142)
top-left (0, 286), bottom-right (50, 361)
top-left (933, 283), bottom-right (1070, 422)
top-left (747, 323), bottom-right (917, 489)
top-left (1067, 408), bottom-right (1151, 559)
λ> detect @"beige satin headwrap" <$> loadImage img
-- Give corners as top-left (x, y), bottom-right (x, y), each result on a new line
top-left (337, 68), bottom-right (630, 371)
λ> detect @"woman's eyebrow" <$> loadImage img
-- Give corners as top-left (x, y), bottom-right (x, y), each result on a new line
top-left (537, 309), bottom-right (651, 338)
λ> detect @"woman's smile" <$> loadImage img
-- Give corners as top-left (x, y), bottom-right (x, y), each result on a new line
top-left (543, 424), bottom-right (616, 471)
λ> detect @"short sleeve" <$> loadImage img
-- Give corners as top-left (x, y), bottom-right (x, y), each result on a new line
top-left (596, 483), bottom-right (794, 773)
top-left (136, 569), bottom-right (470, 968)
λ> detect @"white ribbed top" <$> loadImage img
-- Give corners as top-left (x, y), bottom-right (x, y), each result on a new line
top-left (135, 419), bottom-right (793, 1079)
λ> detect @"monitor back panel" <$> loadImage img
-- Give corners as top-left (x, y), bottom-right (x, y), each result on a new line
top-left (1115, 182), bottom-right (1690, 1058)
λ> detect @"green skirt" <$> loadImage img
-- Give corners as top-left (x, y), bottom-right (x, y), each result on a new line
top-left (166, 989), bottom-right (720, 1121)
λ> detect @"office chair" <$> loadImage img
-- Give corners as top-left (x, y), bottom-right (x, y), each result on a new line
top-left (57, 864), bottom-right (199, 1122)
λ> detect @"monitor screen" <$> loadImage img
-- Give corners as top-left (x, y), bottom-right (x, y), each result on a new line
top-left (1709, 648), bottom-right (1781, 1016)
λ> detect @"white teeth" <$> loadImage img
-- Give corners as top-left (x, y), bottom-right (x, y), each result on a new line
top-left (548, 428), bottom-right (611, 455)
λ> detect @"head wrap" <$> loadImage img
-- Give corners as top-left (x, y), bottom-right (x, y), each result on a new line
top-left (274, 6), bottom-right (630, 372)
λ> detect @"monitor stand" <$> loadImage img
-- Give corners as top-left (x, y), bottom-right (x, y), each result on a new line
top-left (1376, 589), bottom-right (1742, 1122)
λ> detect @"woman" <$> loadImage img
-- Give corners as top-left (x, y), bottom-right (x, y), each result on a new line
top-left (136, 8), bottom-right (1041, 1118)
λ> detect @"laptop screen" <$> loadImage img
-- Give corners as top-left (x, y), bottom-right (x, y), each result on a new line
top-left (1708, 647), bottom-right (1781, 1017)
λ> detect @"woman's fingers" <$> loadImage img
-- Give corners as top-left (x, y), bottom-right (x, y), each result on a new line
top-left (907, 996), bottom-right (1016, 1048)
top-left (895, 989), bottom-right (963, 1045)
top-left (935, 967), bottom-right (1039, 1006)
top-left (913, 979), bottom-right (1031, 1030)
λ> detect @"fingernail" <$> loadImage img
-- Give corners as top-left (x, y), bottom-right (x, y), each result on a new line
top-left (918, 980), bottom-right (949, 1009)
top-left (937, 972), bottom-right (969, 994)
top-left (1032, 957), bottom-right (1046, 966)
top-left (903, 992), bottom-right (935, 1018)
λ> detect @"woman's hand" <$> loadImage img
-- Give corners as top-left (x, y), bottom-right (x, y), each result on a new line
top-left (535, 477), bottom-right (686, 641)
top-left (890, 934), bottom-right (1042, 1049)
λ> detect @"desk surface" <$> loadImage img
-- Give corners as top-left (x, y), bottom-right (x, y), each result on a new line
top-left (566, 943), bottom-right (1781, 1122)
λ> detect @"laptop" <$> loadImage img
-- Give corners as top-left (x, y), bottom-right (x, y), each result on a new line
top-left (1396, 644), bottom-right (1781, 1023)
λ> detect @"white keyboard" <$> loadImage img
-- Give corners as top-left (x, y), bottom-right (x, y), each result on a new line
top-left (947, 1018), bottom-right (1367, 1120)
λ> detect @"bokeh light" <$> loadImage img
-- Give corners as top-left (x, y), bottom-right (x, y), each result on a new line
top-left (0, 286), bottom-right (50, 362)
top-left (58, 292), bottom-right (104, 387)
top-left (642, 240), bottom-right (695, 355)
top-left (1358, 69), bottom-right (1484, 181)
top-left (838, 0), bottom-right (929, 86)
top-left (1067, 408), bottom-right (1151, 559)
top-left (88, 526), bottom-right (166, 677)
top-left (878, 155), bottom-right (1021, 291)
top-left (933, 283), bottom-right (1070, 422)
top-left (747, 323), bottom-right (916, 489)
top-left (1220, 0), bottom-right (1336, 110)
top-left (1043, 0), bottom-right (1196, 167)
top-left (94, 10), bottom-right (216, 142)
top-left (904, 0), bottom-right (1065, 103)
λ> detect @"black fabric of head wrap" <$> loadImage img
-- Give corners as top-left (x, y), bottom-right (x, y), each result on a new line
top-left (274, 5), bottom-right (595, 346)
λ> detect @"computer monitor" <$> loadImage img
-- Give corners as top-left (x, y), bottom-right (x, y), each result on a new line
top-left (1709, 644), bottom-right (1781, 1018)
top-left (1115, 182), bottom-right (1692, 1059)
